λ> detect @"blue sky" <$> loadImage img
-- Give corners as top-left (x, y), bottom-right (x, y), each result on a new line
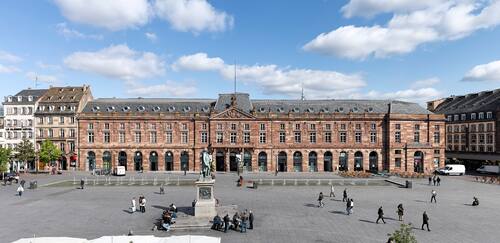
top-left (0, 0), bottom-right (499, 105)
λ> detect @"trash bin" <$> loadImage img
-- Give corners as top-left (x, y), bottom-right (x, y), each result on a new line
top-left (406, 180), bottom-right (412, 189)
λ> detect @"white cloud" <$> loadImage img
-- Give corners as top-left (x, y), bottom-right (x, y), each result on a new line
top-left (305, 0), bottom-right (500, 59)
top-left (25, 72), bottom-right (59, 84)
top-left (126, 80), bottom-right (197, 97)
top-left (0, 64), bottom-right (21, 73)
top-left (56, 23), bottom-right (103, 40)
top-left (410, 77), bottom-right (440, 89)
top-left (172, 52), bottom-right (225, 71)
top-left (0, 50), bottom-right (22, 63)
top-left (462, 60), bottom-right (500, 82)
top-left (174, 52), bottom-right (366, 98)
top-left (53, 0), bottom-right (152, 31)
top-left (64, 44), bottom-right (165, 81)
top-left (145, 32), bottom-right (158, 42)
top-left (341, 0), bottom-right (447, 18)
top-left (154, 0), bottom-right (234, 33)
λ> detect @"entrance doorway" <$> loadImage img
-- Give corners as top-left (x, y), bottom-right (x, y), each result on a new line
top-left (216, 150), bottom-right (225, 171)
top-left (229, 152), bottom-right (238, 172)
top-left (60, 156), bottom-right (68, 170)
top-left (414, 151), bottom-right (424, 173)
top-left (118, 151), bottom-right (127, 170)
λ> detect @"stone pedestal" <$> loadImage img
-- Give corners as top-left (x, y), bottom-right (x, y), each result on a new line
top-left (195, 179), bottom-right (216, 218)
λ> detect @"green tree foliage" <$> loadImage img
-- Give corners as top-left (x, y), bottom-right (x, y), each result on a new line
top-left (0, 147), bottom-right (12, 173)
top-left (39, 140), bottom-right (62, 166)
top-left (15, 138), bottom-right (35, 168)
top-left (388, 224), bottom-right (418, 243)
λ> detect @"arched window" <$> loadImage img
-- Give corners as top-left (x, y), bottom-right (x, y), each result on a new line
top-left (293, 151), bottom-right (302, 172)
top-left (324, 151), bottom-right (333, 172)
top-left (87, 151), bottom-right (96, 171)
top-left (414, 151), bottom-right (424, 173)
top-left (354, 151), bottom-right (363, 171)
top-left (308, 151), bottom-right (317, 172)
top-left (278, 151), bottom-right (287, 172)
top-left (369, 151), bottom-right (378, 173)
top-left (102, 151), bottom-right (112, 171)
top-left (339, 151), bottom-right (348, 171)
top-left (243, 151), bottom-right (252, 171)
top-left (165, 151), bottom-right (173, 171)
top-left (134, 151), bottom-right (143, 171)
top-left (118, 151), bottom-right (127, 170)
top-left (149, 151), bottom-right (158, 171)
top-left (258, 152), bottom-right (267, 172)
top-left (181, 151), bottom-right (189, 171)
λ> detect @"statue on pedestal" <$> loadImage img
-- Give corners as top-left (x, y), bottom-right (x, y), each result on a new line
top-left (201, 148), bottom-right (211, 179)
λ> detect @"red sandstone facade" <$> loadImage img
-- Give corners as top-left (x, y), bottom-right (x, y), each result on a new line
top-left (77, 94), bottom-right (445, 173)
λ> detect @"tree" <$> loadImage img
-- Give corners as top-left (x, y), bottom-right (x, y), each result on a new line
top-left (15, 138), bottom-right (35, 173)
top-left (39, 140), bottom-right (62, 170)
top-left (0, 147), bottom-right (12, 178)
top-left (387, 224), bottom-right (418, 243)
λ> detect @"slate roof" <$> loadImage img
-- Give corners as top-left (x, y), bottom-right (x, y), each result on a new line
top-left (83, 93), bottom-right (431, 115)
top-left (432, 89), bottom-right (500, 114)
top-left (2, 89), bottom-right (48, 105)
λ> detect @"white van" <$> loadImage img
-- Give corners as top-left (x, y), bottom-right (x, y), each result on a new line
top-left (113, 166), bottom-right (126, 176)
top-left (436, 164), bottom-right (465, 176)
top-left (476, 165), bottom-right (500, 174)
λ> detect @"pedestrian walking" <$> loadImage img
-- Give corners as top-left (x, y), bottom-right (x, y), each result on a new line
top-left (421, 211), bottom-right (431, 231)
top-left (437, 176), bottom-right (441, 186)
top-left (343, 188), bottom-right (348, 202)
top-left (80, 178), bottom-right (85, 189)
top-left (248, 210), bottom-right (254, 229)
top-left (159, 184), bottom-right (165, 195)
top-left (223, 214), bottom-right (230, 233)
top-left (346, 198), bottom-right (350, 215)
top-left (428, 176), bottom-right (432, 185)
top-left (317, 192), bottom-right (325, 207)
top-left (17, 184), bottom-right (24, 197)
top-left (397, 203), bottom-right (404, 221)
top-left (330, 185), bottom-right (335, 197)
top-left (349, 199), bottom-right (354, 214)
top-left (430, 190), bottom-right (437, 203)
top-left (376, 206), bottom-right (386, 224)
top-left (432, 176), bottom-right (436, 186)
top-left (130, 197), bottom-right (136, 213)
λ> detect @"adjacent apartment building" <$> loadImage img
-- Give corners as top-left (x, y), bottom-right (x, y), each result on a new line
top-left (77, 93), bottom-right (445, 173)
top-left (2, 89), bottom-right (47, 171)
top-left (0, 106), bottom-right (5, 148)
top-left (428, 88), bottom-right (500, 169)
top-left (35, 86), bottom-right (92, 170)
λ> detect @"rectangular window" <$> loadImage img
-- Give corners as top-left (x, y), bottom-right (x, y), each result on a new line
top-left (231, 123), bottom-right (237, 130)
top-left (165, 132), bottom-right (172, 144)
top-left (324, 132), bottom-right (332, 143)
top-left (69, 142), bottom-right (75, 152)
top-left (165, 123), bottom-right (172, 130)
top-left (471, 134), bottom-right (477, 144)
top-left (60, 116), bottom-right (65, 124)
top-left (120, 123), bottom-right (125, 129)
top-left (70, 117), bottom-right (75, 124)
top-left (181, 132), bottom-right (188, 144)
top-left (259, 132), bottom-right (266, 143)
top-left (434, 131), bottom-right (440, 144)
top-left (279, 132), bottom-right (286, 143)
top-left (355, 132), bottom-right (362, 143)
top-left (479, 112), bottom-right (484, 119)
top-left (487, 134), bottom-right (493, 144)
top-left (461, 134), bottom-right (466, 144)
top-left (454, 114), bottom-right (459, 121)
top-left (201, 132), bottom-right (208, 143)
top-left (355, 123), bottom-right (361, 130)
top-left (370, 123), bottom-right (376, 130)
top-left (454, 125), bottom-right (459, 132)
top-left (310, 124), bottom-right (316, 130)
top-left (38, 129), bottom-right (44, 138)
top-left (119, 132), bottom-right (125, 143)
top-left (470, 124), bottom-right (476, 132)
top-left (243, 132), bottom-right (250, 143)
top-left (415, 124), bottom-right (420, 131)
top-left (38, 117), bottom-right (44, 125)
top-left (217, 123), bottom-right (223, 130)
top-left (294, 132), bottom-right (301, 143)
top-left (447, 126), bottom-right (452, 133)
top-left (201, 123), bottom-right (207, 130)
top-left (181, 123), bottom-right (188, 130)
top-left (414, 131), bottom-right (420, 143)
top-left (370, 132), bottom-right (377, 143)
top-left (461, 114), bottom-right (466, 120)
top-left (487, 146), bottom-right (493, 152)
top-left (150, 123), bottom-right (156, 130)
top-left (48, 129), bottom-right (53, 138)
top-left (479, 124), bottom-right (484, 132)
top-left (340, 123), bottom-right (346, 130)
top-left (135, 131), bottom-right (141, 143)
top-left (135, 123), bottom-right (141, 129)
top-left (280, 123), bottom-right (285, 130)
top-left (48, 116), bottom-right (53, 125)
top-left (60, 143), bottom-right (65, 152)
top-left (395, 124), bottom-right (401, 130)
top-left (295, 123), bottom-right (301, 130)
top-left (230, 132), bottom-right (237, 144)
top-left (60, 129), bottom-right (65, 138)
top-left (395, 131), bottom-right (401, 143)
top-left (150, 131), bottom-right (157, 143)
top-left (340, 132), bottom-right (346, 143)
top-left (325, 124), bottom-right (331, 130)
top-left (487, 123), bottom-right (493, 132)
top-left (395, 158), bottom-right (401, 168)
top-left (88, 132), bottom-right (94, 143)
top-left (104, 132), bottom-right (110, 143)
top-left (243, 123), bottom-right (250, 131)
top-left (310, 132), bottom-right (316, 143)
top-left (454, 134), bottom-right (459, 143)
top-left (104, 123), bottom-right (110, 130)
top-left (216, 132), bottom-right (223, 143)
top-left (447, 115), bottom-right (452, 121)
top-left (88, 123), bottom-right (94, 129)
top-left (260, 123), bottom-right (266, 131)
top-left (486, 112), bottom-right (492, 119)
top-left (395, 150), bottom-right (401, 154)
top-left (471, 113), bottom-right (476, 120)
top-left (479, 134), bottom-right (485, 144)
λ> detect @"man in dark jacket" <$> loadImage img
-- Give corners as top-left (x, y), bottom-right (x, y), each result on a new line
top-left (343, 188), bottom-right (348, 202)
top-left (248, 210), bottom-right (254, 229)
top-left (223, 214), bottom-right (230, 233)
top-left (422, 211), bottom-right (430, 231)
top-left (436, 176), bottom-right (441, 186)
top-left (376, 206), bottom-right (386, 224)
top-left (80, 178), bottom-right (85, 189)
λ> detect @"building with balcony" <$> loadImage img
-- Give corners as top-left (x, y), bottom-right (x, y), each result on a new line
top-left (427, 89), bottom-right (500, 169)
top-left (77, 93), bottom-right (445, 173)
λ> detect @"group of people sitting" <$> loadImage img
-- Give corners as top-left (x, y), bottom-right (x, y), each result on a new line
top-left (212, 210), bottom-right (254, 233)
top-left (158, 203), bottom-right (178, 232)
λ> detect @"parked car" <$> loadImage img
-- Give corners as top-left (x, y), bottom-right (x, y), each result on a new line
top-left (436, 164), bottom-right (465, 176)
top-left (1, 172), bottom-right (20, 184)
top-left (113, 166), bottom-right (126, 176)
top-left (476, 165), bottom-right (500, 174)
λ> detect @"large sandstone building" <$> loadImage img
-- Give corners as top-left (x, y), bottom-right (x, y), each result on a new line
top-left (77, 93), bottom-right (445, 173)
top-left (428, 88), bottom-right (499, 169)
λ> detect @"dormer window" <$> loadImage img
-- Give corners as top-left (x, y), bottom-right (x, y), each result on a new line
top-left (338, 107), bottom-right (344, 112)
top-left (292, 107), bottom-right (300, 113)
top-left (352, 107), bottom-right (359, 112)
top-left (277, 107), bottom-right (284, 113)
top-left (320, 108), bottom-right (329, 113)
top-left (92, 106), bottom-right (100, 112)
top-left (183, 106), bottom-right (191, 112)
top-left (17, 96), bottom-right (22, 102)
top-left (478, 112), bottom-right (484, 119)
top-left (59, 88), bottom-right (64, 92)
top-left (259, 107), bottom-right (266, 112)
top-left (137, 106), bottom-right (145, 112)
top-left (59, 96), bottom-right (64, 100)
top-left (7, 96), bottom-right (12, 102)
top-left (153, 106), bottom-right (161, 112)
top-left (107, 106), bottom-right (115, 112)
top-left (168, 106), bottom-right (175, 112)
top-left (70, 106), bottom-right (76, 111)
top-left (202, 106), bottom-right (209, 112)
top-left (306, 108), bottom-right (314, 113)
top-left (122, 106), bottom-right (130, 112)
top-left (486, 112), bottom-right (493, 119)
top-left (28, 96), bottom-right (33, 102)
top-left (471, 113), bottom-right (476, 120)
top-left (367, 107), bottom-right (374, 112)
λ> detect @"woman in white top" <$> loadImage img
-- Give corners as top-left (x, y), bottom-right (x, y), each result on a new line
top-left (17, 185), bottom-right (24, 197)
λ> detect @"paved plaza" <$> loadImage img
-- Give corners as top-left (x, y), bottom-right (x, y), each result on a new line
top-left (1, 172), bottom-right (499, 243)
